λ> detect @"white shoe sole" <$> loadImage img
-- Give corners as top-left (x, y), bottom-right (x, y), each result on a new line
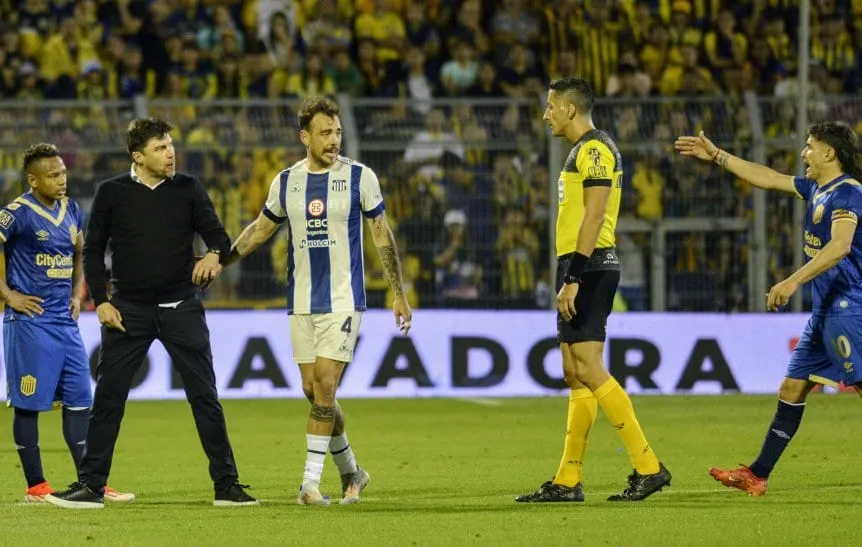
top-left (105, 493), bottom-right (136, 503)
top-left (213, 500), bottom-right (260, 507)
top-left (24, 495), bottom-right (51, 503)
top-left (44, 495), bottom-right (104, 510)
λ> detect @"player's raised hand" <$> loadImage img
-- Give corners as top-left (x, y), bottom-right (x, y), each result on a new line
top-left (393, 294), bottom-right (413, 335)
top-left (674, 131), bottom-right (719, 162)
top-left (96, 302), bottom-right (126, 332)
top-left (5, 290), bottom-right (43, 318)
top-left (193, 253), bottom-right (223, 286)
top-left (69, 296), bottom-right (81, 321)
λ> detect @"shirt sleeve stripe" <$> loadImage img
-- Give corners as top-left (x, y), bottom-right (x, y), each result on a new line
top-left (583, 178), bottom-right (612, 188)
top-left (832, 217), bottom-right (859, 224)
top-left (278, 169), bottom-right (290, 214)
top-left (0, 232), bottom-right (6, 242)
top-left (262, 207), bottom-right (287, 224)
top-left (362, 202), bottom-right (385, 218)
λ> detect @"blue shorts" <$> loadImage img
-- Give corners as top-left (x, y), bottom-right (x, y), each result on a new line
top-left (787, 314), bottom-right (862, 388)
top-left (3, 320), bottom-right (92, 411)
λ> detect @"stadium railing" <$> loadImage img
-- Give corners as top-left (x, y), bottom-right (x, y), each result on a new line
top-left (3, 94), bottom-right (848, 312)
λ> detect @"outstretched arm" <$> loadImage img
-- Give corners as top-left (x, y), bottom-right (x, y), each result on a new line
top-left (676, 131), bottom-right (798, 195)
top-left (226, 212), bottom-right (282, 266)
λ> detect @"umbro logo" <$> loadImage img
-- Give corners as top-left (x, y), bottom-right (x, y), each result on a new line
top-left (291, 183), bottom-right (302, 192)
top-left (331, 179), bottom-right (347, 192)
top-left (36, 230), bottom-right (49, 241)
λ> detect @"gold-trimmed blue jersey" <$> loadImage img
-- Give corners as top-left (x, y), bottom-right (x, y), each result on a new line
top-left (556, 129), bottom-right (623, 256)
top-left (794, 174), bottom-right (862, 316)
top-left (0, 193), bottom-right (81, 324)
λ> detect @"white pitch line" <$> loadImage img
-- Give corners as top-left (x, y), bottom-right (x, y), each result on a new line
top-left (455, 398), bottom-right (505, 407)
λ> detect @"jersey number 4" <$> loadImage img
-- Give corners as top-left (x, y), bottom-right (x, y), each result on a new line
top-left (341, 316), bottom-right (353, 334)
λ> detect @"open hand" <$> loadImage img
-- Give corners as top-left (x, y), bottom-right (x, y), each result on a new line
top-left (674, 131), bottom-right (719, 162)
top-left (5, 291), bottom-right (43, 318)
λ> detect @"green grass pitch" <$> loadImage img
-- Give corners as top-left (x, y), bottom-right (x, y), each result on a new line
top-left (1, 395), bottom-right (860, 546)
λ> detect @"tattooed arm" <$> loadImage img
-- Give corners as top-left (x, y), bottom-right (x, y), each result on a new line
top-left (225, 213), bottom-right (282, 266)
top-left (368, 212), bottom-right (405, 296)
top-left (368, 212), bottom-right (412, 333)
top-left (675, 132), bottom-right (798, 195)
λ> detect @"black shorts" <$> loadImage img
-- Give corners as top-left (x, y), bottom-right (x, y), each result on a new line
top-left (556, 251), bottom-right (620, 344)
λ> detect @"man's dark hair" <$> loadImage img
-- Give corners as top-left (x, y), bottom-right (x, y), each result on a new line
top-left (549, 77), bottom-right (595, 113)
top-left (297, 96), bottom-right (340, 131)
top-left (22, 143), bottom-right (60, 175)
top-left (127, 117), bottom-right (174, 156)
top-left (808, 121), bottom-right (862, 180)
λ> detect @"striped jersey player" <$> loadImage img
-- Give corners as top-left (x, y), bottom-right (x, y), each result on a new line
top-left (264, 153), bottom-right (385, 315)
top-left (226, 96), bottom-right (411, 506)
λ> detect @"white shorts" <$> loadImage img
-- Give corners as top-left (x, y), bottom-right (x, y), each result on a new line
top-left (289, 311), bottom-right (363, 364)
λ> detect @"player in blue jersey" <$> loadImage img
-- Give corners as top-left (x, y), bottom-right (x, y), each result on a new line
top-left (676, 122), bottom-right (862, 496)
top-left (1, 144), bottom-right (133, 503)
top-left (226, 96), bottom-right (412, 505)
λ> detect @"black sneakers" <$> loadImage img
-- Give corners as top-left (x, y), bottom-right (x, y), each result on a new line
top-left (45, 482), bottom-right (104, 510)
top-left (214, 482), bottom-right (259, 506)
top-left (607, 463), bottom-right (672, 501)
top-left (515, 481), bottom-right (585, 503)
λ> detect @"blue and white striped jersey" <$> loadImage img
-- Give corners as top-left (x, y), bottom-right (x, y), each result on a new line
top-left (263, 155), bottom-right (385, 315)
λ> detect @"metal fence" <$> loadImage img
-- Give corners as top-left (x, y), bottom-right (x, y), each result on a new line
top-left (0, 95), bottom-right (856, 311)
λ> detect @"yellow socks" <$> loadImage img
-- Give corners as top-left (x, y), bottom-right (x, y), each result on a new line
top-left (594, 377), bottom-right (660, 475)
top-left (553, 388), bottom-right (598, 487)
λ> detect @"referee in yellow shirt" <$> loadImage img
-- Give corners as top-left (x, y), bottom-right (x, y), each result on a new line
top-left (516, 77), bottom-right (671, 503)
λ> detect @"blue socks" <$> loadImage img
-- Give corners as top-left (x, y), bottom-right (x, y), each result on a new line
top-left (749, 400), bottom-right (806, 479)
top-left (62, 407), bottom-right (90, 472)
top-left (13, 408), bottom-right (44, 487)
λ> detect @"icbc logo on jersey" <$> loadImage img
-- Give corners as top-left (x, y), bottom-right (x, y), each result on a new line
top-left (308, 199), bottom-right (325, 217)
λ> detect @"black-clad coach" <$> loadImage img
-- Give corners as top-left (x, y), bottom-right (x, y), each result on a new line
top-left (45, 117), bottom-right (258, 509)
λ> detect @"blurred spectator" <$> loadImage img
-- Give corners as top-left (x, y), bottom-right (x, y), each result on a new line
top-left (490, 0), bottom-right (541, 59)
top-left (467, 60), bottom-right (505, 97)
top-left (606, 60), bottom-right (652, 97)
top-left (301, 0), bottom-right (352, 59)
top-left (440, 38), bottom-right (479, 96)
top-left (404, 1), bottom-right (441, 66)
top-left (496, 208), bottom-right (539, 308)
top-left (434, 210), bottom-right (483, 307)
top-left (355, 0), bottom-right (406, 65)
top-left (449, 0), bottom-right (491, 58)
top-left (659, 44), bottom-right (718, 96)
top-left (400, 46), bottom-right (439, 113)
top-left (747, 36), bottom-right (787, 95)
top-left (498, 43), bottom-right (544, 98)
top-left (280, 52), bottom-right (335, 98)
top-left (403, 109), bottom-right (465, 178)
top-left (329, 48), bottom-right (365, 97)
top-left (703, 9), bottom-right (748, 72)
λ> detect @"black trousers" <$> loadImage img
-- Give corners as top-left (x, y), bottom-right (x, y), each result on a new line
top-left (79, 297), bottom-right (238, 491)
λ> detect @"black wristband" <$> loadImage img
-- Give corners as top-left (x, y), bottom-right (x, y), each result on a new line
top-left (565, 252), bottom-right (590, 281)
top-left (208, 247), bottom-right (228, 265)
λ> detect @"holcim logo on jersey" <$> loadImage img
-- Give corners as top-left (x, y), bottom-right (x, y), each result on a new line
top-left (299, 239), bottom-right (336, 249)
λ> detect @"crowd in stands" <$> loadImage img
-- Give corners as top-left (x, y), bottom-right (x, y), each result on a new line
top-left (1, 0), bottom-right (860, 311)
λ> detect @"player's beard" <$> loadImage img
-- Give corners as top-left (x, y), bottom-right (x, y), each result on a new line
top-left (314, 147), bottom-right (338, 169)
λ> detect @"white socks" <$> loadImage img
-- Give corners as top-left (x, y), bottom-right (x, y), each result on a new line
top-left (330, 433), bottom-right (358, 475)
top-left (302, 434), bottom-right (330, 487)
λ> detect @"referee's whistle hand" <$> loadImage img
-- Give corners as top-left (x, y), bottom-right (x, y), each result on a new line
top-left (96, 302), bottom-right (125, 332)
top-left (193, 254), bottom-right (222, 285)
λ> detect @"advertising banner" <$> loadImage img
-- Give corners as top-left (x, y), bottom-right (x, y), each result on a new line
top-left (0, 311), bottom-right (813, 400)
